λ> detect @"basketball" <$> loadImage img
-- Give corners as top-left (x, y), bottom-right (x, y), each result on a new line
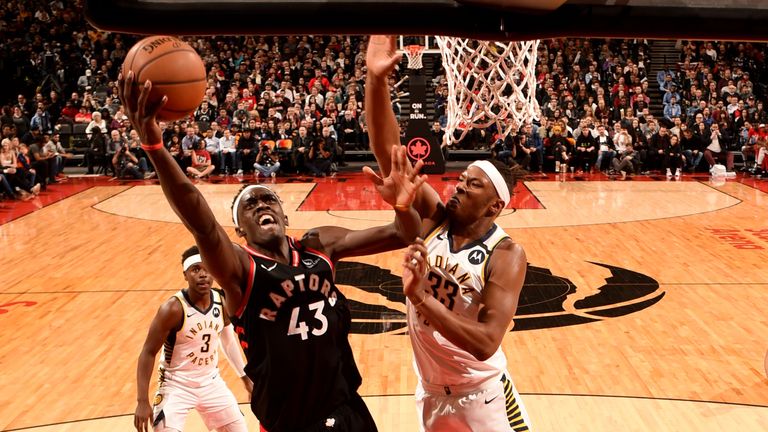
top-left (121, 35), bottom-right (206, 122)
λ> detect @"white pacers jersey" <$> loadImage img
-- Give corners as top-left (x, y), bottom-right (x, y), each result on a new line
top-left (159, 289), bottom-right (225, 386)
top-left (408, 220), bottom-right (511, 388)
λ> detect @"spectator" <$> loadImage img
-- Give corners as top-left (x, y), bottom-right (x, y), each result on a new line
top-left (253, 142), bottom-right (280, 178)
top-left (11, 106), bottom-right (29, 137)
top-left (574, 127), bottom-right (597, 173)
top-left (85, 126), bottom-right (107, 175)
top-left (703, 122), bottom-right (734, 171)
top-left (666, 134), bottom-right (684, 179)
top-left (235, 128), bottom-right (257, 175)
top-left (1, 138), bottom-right (39, 198)
top-left (16, 143), bottom-right (40, 187)
top-left (663, 97), bottom-right (682, 120)
top-left (203, 128), bottom-right (221, 174)
top-left (112, 142), bottom-right (155, 180)
top-left (186, 140), bottom-right (214, 179)
top-left (595, 124), bottom-right (615, 172)
top-left (30, 105), bottom-right (53, 134)
top-left (180, 126), bottom-right (199, 171)
top-left (219, 128), bottom-right (237, 175)
top-left (337, 110), bottom-right (360, 150)
top-left (492, 134), bottom-right (515, 166)
top-left (612, 141), bottom-right (636, 180)
top-left (305, 138), bottom-right (333, 177)
top-left (649, 125), bottom-right (672, 172)
top-left (549, 124), bottom-right (572, 171)
top-left (27, 139), bottom-right (56, 185)
top-left (680, 128), bottom-right (705, 172)
top-left (43, 132), bottom-right (73, 179)
top-left (0, 172), bottom-right (17, 200)
top-left (74, 107), bottom-right (92, 124)
top-left (291, 126), bottom-right (312, 173)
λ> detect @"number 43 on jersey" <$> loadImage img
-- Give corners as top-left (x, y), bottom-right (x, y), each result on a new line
top-left (287, 300), bottom-right (328, 340)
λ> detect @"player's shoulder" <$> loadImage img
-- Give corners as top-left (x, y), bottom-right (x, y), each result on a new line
top-left (156, 295), bottom-right (185, 328)
top-left (489, 237), bottom-right (526, 261)
top-left (212, 287), bottom-right (226, 300)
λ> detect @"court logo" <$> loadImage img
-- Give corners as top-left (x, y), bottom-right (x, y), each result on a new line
top-left (406, 137), bottom-right (431, 160)
top-left (468, 249), bottom-right (486, 265)
top-left (335, 261), bottom-right (664, 334)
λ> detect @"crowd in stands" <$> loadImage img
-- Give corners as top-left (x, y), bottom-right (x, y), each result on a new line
top-left (479, 39), bottom-right (768, 179)
top-left (2, 1), bottom-right (768, 200)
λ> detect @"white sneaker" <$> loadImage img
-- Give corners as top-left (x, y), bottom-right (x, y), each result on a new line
top-left (666, 168), bottom-right (672, 178)
top-left (236, 169), bottom-right (243, 176)
top-left (674, 168), bottom-right (681, 179)
top-left (271, 172), bottom-right (276, 178)
top-left (255, 171), bottom-right (260, 178)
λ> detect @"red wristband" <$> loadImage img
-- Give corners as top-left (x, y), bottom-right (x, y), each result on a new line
top-left (141, 142), bottom-right (164, 152)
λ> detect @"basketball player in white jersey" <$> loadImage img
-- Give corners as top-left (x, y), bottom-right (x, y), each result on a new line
top-left (134, 246), bottom-right (252, 432)
top-left (366, 35), bottom-right (532, 431)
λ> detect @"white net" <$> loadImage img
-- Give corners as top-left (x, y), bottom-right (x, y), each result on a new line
top-left (404, 45), bottom-right (424, 70)
top-left (435, 36), bottom-right (540, 144)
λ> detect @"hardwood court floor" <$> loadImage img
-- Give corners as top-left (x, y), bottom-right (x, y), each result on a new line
top-left (1, 172), bottom-right (767, 431)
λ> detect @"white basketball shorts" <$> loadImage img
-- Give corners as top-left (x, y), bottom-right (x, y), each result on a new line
top-left (152, 374), bottom-right (243, 431)
top-left (416, 372), bottom-right (532, 432)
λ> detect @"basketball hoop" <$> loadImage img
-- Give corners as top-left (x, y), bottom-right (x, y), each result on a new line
top-left (404, 45), bottom-right (425, 70)
top-left (435, 36), bottom-right (540, 143)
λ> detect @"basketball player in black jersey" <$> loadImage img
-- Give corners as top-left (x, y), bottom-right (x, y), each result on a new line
top-left (120, 73), bottom-right (426, 432)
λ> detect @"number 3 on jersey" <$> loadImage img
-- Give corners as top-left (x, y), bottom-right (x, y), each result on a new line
top-left (288, 300), bottom-right (328, 340)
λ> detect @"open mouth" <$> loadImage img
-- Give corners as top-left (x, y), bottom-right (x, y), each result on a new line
top-left (258, 214), bottom-right (277, 228)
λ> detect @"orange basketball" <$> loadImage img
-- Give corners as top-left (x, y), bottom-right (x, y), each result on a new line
top-left (121, 36), bottom-right (206, 122)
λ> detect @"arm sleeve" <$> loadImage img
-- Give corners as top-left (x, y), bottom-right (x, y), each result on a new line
top-left (220, 323), bottom-right (247, 378)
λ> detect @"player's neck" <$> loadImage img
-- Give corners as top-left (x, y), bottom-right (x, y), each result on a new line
top-left (247, 237), bottom-right (292, 264)
top-left (185, 288), bottom-right (211, 309)
top-left (447, 218), bottom-right (495, 249)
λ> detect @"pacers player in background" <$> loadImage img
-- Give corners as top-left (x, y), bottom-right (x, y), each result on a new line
top-left (134, 246), bottom-right (251, 432)
top-left (366, 35), bottom-right (533, 431)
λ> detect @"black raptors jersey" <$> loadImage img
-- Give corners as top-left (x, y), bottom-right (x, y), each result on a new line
top-left (233, 237), bottom-right (363, 432)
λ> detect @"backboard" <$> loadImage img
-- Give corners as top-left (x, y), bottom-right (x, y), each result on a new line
top-left (86, 0), bottom-right (768, 41)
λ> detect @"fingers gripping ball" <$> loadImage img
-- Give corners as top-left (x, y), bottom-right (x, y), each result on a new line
top-left (121, 36), bottom-right (206, 122)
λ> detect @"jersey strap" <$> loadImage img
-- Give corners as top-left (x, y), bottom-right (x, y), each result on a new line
top-left (236, 252), bottom-right (257, 318)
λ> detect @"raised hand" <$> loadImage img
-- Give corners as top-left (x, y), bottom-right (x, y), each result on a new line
top-left (402, 238), bottom-right (430, 301)
top-left (118, 72), bottom-right (166, 146)
top-left (363, 145), bottom-right (427, 210)
top-left (366, 35), bottom-right (402, 79)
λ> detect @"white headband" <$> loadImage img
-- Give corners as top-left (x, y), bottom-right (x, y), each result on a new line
top-left (232, 185), bottom-right (274, 227)
top-left (183, 254), bottom-right (202, 272)
top-left (468, 160), bottom-right (511, 207)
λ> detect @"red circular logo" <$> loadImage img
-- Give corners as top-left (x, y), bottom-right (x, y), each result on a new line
top-left (406, 137), bottom-right (431, 160)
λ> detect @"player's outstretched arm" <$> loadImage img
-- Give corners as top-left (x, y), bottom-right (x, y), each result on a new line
top-left (119, 73), bottom-right (248, 312)
top-left (134, 298), bottom-right (182, 432)
top-left (365, 35), bottom-right (444, 230)
top-left (403, 238), bottom-right (527, 361)
top-left (304, 146), bottom-right (425, 262)
top-left (220, 313), bottom-right (252, 397)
